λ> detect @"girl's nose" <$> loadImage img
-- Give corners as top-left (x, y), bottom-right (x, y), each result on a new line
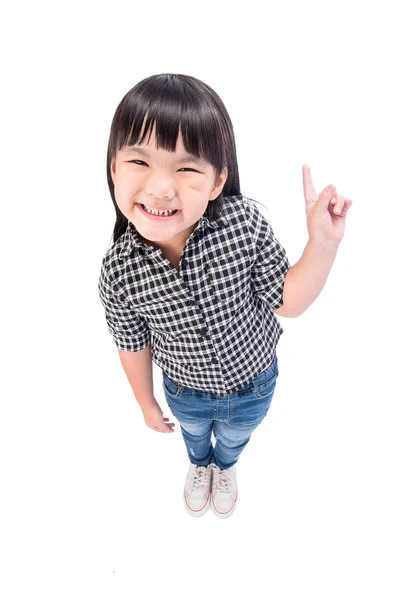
top-left (145, 189), bottom-right (176, 202)
top-left (145, 174), bottom-right (176, 200)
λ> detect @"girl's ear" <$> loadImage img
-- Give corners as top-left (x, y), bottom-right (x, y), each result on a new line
top-left (210, 167), bottom-right (228, 200)
top-left (110, 157), bottom-right (116, 184)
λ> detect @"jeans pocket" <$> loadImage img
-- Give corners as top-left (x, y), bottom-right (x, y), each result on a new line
top-left (253, 355), bottom-right (279, 399)
top-left (162, 372), bottom-right (184, 399)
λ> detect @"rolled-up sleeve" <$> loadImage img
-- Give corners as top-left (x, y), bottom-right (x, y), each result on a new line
top-left (245, 200), bottom-right (291, 311)
top-left (98, 258), bottom-right (150, 352)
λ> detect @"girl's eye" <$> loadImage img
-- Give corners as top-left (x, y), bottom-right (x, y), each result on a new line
top-left (129, 160), bottom-right (198, 172)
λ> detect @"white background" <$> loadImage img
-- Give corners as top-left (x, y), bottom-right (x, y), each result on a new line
top-left (1, 0), bottom-right (399, 598)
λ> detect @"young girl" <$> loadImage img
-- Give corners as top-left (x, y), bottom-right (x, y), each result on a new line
top-left (98, 73), bottom-right (353, 519)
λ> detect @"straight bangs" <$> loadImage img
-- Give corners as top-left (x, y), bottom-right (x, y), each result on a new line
top-left (106, 73), bottom-right (241, 243)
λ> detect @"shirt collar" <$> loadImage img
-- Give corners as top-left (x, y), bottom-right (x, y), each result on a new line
top-left (118, 207), bottom-right (230, 260)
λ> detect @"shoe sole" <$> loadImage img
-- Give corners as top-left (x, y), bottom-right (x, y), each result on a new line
top-left (183, 491), bottom-right (211, 517)
top-left (210, 492), bottom-right (238, 519)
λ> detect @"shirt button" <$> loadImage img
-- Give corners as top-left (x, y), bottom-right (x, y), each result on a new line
top-left (200, 327), bottom-right (208, 336)
top-left (181, 259), bottom-right (188, 267)
top-left (211, 357), bottom-right (219, 364)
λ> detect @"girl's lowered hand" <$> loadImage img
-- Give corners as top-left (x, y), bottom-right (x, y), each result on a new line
top-left (142, 401), bottom-right (176, 433)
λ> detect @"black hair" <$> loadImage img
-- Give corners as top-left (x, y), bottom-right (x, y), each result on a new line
top-left (106, 73), bottom-right (245, 244)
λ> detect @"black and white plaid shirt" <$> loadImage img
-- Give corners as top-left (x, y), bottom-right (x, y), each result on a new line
top-left (98, 194), bottom-right (291, 396)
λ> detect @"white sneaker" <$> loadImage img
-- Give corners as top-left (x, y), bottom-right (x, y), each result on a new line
top-left (210, 463), bottom-right (238, 518)
top-left (183, 462), bottom-right (213, 517)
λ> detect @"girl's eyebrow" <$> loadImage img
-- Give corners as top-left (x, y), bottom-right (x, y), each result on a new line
top-left (121, 145), bottom-right (207, 164)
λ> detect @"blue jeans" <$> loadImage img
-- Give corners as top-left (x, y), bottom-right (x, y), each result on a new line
top-left (162, 354), bottom-right (279, 470)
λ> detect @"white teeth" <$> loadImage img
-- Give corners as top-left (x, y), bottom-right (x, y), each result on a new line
top-left (142, 204), bottom-right (177, 216)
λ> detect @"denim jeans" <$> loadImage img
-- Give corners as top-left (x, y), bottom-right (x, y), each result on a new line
top-left (161, 354), bottom-right (279, 470)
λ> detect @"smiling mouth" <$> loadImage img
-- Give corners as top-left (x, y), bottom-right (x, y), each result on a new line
top-left (138, 203), bottom-right (181, 219)
top-left (142, 205), bottom-right (178, 215)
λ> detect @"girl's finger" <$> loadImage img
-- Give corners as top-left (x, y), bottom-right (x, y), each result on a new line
top-left (331, 193), bottom-right (345, 214)
top-left (341, 199), bottom-right (353, 214)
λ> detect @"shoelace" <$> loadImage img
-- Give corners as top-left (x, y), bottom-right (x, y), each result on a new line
top-left (210, 464), bottom-right (233, 493)
top-left (191, 465), bottom-right (210, 489)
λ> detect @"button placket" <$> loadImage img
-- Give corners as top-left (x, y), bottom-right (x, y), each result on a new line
top-left (199, 326), bottom-right (208, 340)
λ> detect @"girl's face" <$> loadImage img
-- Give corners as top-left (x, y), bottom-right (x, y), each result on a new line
top-left (110, 128), bottom-right (228, 252)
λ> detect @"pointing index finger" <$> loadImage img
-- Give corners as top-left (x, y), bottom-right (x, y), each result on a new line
top-left (302, 164), bottom-right (317, 201)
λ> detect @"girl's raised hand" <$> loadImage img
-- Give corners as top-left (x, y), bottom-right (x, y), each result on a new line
top-left (302, 165), bottom-right (353, 247)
